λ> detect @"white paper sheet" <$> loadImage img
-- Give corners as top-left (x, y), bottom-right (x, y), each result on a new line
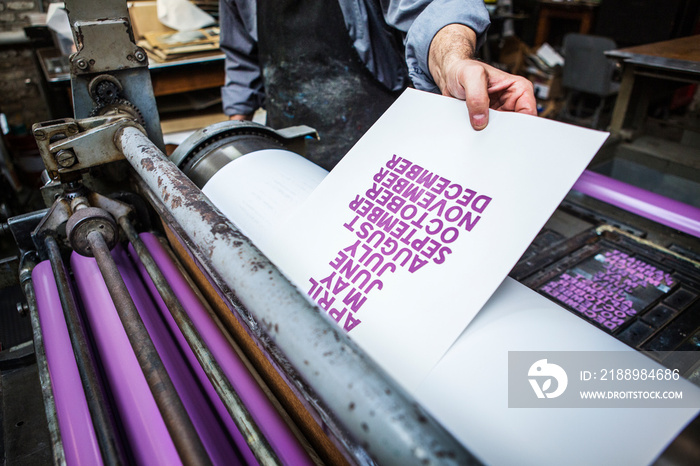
top-left (261, 88), bottom-right (609, 389)
top-left (198, 117), bottom-right (699, 466)
top-left (415, 278), bottom-right (700, 466)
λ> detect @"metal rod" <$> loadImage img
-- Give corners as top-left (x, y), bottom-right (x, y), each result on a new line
top-left (71, 247), bottom-right (185, 465)
top-left (85, 229), bottom-right (212, 466)
top-left (119, 216), bottom-right (282, 466)
top-left (118, 125), bottom-right (481, 465)
top-left (44, 236), bottom-right (124, 466)
top-left (20, 254), bottom-right (67, 466)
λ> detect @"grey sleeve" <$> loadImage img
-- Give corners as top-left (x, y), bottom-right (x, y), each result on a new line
top-left (220, 0), bottom-right (265, 116)
top-left (382, 0), bottom-right (490, 93)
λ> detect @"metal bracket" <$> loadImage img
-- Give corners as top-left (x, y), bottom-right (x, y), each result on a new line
top-left (32, 115), bottom-right (144, 182)
top-left (63, 0), bottom-right (164, 150)
top-left (31, 197), bottom-right (72, 256)
top-left (6, 209), bottom-right (50, 256)
top-left (70, 19), bottom-right (147, 74)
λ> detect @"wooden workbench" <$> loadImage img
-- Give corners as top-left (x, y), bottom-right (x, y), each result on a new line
top-left (606, 35), bottom-right (700, 137)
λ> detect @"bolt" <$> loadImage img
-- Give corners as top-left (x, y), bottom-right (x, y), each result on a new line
top-left (16, 302), bottom-right (28, 317)
top-left (76, 58), bottom-right (88, 70)
top-left (67, 125), bottom-right (79, 134)
top-left (34, 129), bottom-right (45, 140)
top-left (135, 50), bottom-right (146, 62)
top-left (55, 149), bottom-right (77, 168)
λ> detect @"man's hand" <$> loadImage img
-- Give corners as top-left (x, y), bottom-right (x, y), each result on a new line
top-left (429, 24), bottom-right (537, 131)
top-left (229, 114), bottom-right (254, 121)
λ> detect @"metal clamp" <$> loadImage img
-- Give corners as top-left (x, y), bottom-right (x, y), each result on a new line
top-left (32, 115), bottom-right (144, 182)
top-left (32, 186), bottom-right (133, 256)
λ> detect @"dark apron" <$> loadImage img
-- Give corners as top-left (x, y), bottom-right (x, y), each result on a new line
top-left (257, 0), bottom-right (404, 170)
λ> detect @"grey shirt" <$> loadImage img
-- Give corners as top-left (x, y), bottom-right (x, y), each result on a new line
top-left (220, 0), bottom-right (490, 116)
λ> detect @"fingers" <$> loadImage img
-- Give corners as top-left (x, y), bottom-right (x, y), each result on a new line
top-left (512, 80), bottom-right (537, 116)
top-left (451, 61), bottom-right (538, 128)
top-left (487, 70), bottom-right (537, 116)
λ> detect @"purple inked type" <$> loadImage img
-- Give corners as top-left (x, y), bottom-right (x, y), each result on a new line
top-left (540, 249), bottom-right (675, 331)
top-left (307, 154), bottom-right (494, 332)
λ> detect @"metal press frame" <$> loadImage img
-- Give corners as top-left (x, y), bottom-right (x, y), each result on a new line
top-left (17, 0), bottom-right (484, 464)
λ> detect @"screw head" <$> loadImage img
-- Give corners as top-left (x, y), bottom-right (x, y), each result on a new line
top-left (55, 149), bottom-right (77, 168)
top-left (33, 129), bottom-right (45, 140)
top-left (76, 58), bottom-right (88, 70)
top-left (135, 50), bottom-right (146, 62)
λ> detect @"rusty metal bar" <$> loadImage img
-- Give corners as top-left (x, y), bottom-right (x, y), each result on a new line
top-left (117, 125), bottom-right (481, 465)
top-left (44, 236), bottom-right (124, 466)
top-left (118, 216), bottom-right (282, 466)
top-left (85, 229), bottom-right (212, 466)
top-left (20, 253), bottom-right (67, 466)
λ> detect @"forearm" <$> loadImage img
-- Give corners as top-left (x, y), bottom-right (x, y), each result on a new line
top-left (428, 23), bottom-right (477, 95)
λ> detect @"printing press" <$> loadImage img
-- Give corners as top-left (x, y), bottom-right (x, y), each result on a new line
top-left (2, 1), bottom-right (700, 465)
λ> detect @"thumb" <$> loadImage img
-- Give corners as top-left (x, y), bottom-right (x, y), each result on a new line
top-left (460, 62), bottom-right (490, 130)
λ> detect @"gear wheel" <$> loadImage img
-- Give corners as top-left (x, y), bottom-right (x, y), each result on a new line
top-left (88, 74), bottom-right (123, 105)
top-left (94, 80), bottom-right (121, 105)
top-left (89, 98), bottom-right (146, 127)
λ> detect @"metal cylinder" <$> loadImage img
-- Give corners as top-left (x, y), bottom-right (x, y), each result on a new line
top-left (117, 125), bottom-right (480, 465)
top-left (71, 248), bottom-right (183, 466)
top-left (120, 218), bottom-right (284, 466)
top-left (44, 236), bottom-right (124, 466)
top-left (112, 243), bottom-right (244, 465)
top-left (21, 255), bottom-right (67, 466)
top-left (169, 120), bottom-right (315, 188)
top-left (33, 260), bottom-right (103, 466)
top-left (84, 230), bottom-right (212, 466)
